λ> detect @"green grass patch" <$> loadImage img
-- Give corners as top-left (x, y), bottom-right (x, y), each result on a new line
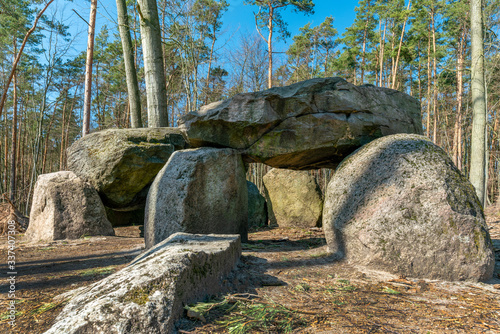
top-left (310, 252), bottom-right (329, 259)
top-left (187, 295), bottom-right (307, 333)
top-left (382, 287), bottom-right (401, 295)
top-left (30, 302), bottom-right (61, 315)
top-left (0, 309), bottom-right (24, 321)
top-left (294, 283), bottom-right (311, 292)
top-left (79, 266), bottom-right (117, 277)
top-left (336, 280), bottom-right (356, 292)
top-left (218, 301), bottom-right (306, 333)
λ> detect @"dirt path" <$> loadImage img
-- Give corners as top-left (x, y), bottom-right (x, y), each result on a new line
top-left (1, 223), bottom-right (499, 334)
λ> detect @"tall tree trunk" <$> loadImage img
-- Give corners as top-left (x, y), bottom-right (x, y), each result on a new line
top-left (267, 5), bottom-right (274, 89)
top-left (469, 0), bottom-right (487, 205)
top-left (4, 115), bottom-right (9, 192)
top-left (42, 103), bottom-right (58, 174)
top-left (59, 97), bottom-right (66, 170)
top-left (82, 0), bottom-right (97, 136)
top-left (426, 22), bottom-right (432, 138)
top-left (391, 0), bottom-right (411, 89)
top-left (431, 12), bottom-right (438, 144)
top-left (378, 19), bottom-right (387, 87)
top-left (489, 114), bottom-right (497, 202)
top-left (116, 0), bottom-right (142, 128)
top-left (204, 22), bottom-right (218, 105)
top-left (9, 67), bottom-right (17, 202)
top-left (360, 18), bottom-right (369, 84)
top-left (94, 61), bottom-right (102, 130)
top-left (137, 0), bottom-right (169, 127)
top-left (453, 29), bottom-right (465, 169)
top-left (417, 40), bottom-right (422, 102)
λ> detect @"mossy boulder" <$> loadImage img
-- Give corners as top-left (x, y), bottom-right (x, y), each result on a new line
top-left (263, 168), bottom-right (323, 228)
top-left (67, 128), bottom-right (187, 209)
top-left (45, 233), bottom-right (241, 334)
top-left (179, 77), bottom-right (422, 170)
top-left (323, 134), bottom-right (495, 281)
top-left (247, 181), bottom-right (268, 227)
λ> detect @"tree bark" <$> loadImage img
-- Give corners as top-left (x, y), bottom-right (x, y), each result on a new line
top-left (42, 102), bottom-right (58, 174)
top-left (469, 0), bottom-right (487, 205)
top-left (378, 19), bottom-right (387, 87)
top-left (267, 5), bottom-right (274, 89)
top-left (391, 0), bottom-right (411, 89)
top-left (82, 0), bottom-right (97, 136)
top-left (361, 19), bottom-right (369, 84)
top-left (137, 0), bottom-right (169, 127)
top-left (426, 22), bottom-right (432, 138)
top-left (431, 12), bottom-right (438, 144)
top-left (116, 0), bottom-right (142, 128)
top-left (9, 68), bottom-right (17, 202)
top-left (453, 28), bottom-right (466, 169)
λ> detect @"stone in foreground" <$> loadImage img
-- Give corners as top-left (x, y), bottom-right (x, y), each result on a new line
top-left (67, 128), bottom-right (187, 209)
top-left (263, 168), bottom-right (323, 228)
top-left (145, 148), bottom-right (248, 248)
top-left (26, 171), bottom-right (114, 242)
top-left (44, 233), bottom-right (240, 334)
top-left (323, 134), bottom-right (495, 281)
top-left (247, 181), bottom-right (268, 227)
top-left (179, 77), bottom-right (422, 170)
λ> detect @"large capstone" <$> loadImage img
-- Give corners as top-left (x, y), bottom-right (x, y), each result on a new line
top-left (179, 77), bottom-right (422, 170)
top-left (67, 128), bottom-right (188, 209)
top-left (145, 148), bottom-right (248, 248)
top-left (26, 171), bottom-right (114, 242)
top-left (263, 168), bottom-right (323, 228)
top-left (323, 134), bottom-right (495, 281)
top-left (44, 233), bottom-right (240, 334)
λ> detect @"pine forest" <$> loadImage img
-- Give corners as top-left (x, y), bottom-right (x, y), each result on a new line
top-left (0, 0), bottom-right (499, 215)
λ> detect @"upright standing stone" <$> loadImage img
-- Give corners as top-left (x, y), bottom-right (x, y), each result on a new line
top-left (26, 171), bottom-right (114, 242)
top-left (323, 134), bottom-right (495, 281)
top-left (263, 168), bottom-right (323, 228)
top-left (145, 148), bottom-right (248, 248)
top-left (247, 181), bottom-right (268, 228)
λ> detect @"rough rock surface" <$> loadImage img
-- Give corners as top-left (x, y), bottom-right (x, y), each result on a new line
top-left (247, 181), bottom-right (268, 227)
top-left (44, 233), bottom-right (241, 334)
top-left (145, 148), bottom-right (248, 248)
top-left (263, 168), bottom-right (323, 228)
top-left (179, 77), bottom-right (422, 170)
top-left (67, 128), bottom-right (187, 209)
top-left (323, 134), bottom-right (495, 281)
top-left (25, 171), bottom-right (114, 242)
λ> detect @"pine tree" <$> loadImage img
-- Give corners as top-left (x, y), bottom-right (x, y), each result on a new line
top-left (244, 0), bottom-right (314, 88)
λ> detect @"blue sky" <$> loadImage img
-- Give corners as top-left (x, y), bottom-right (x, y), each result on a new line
top-left (53, 0), bottom-right (360, 58)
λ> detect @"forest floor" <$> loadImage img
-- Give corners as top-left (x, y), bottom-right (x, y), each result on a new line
top-left (0, 218), bottom-right (499, 334)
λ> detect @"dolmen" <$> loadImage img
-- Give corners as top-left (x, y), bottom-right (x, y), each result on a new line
top-left (26, 77), bottom-right (494, 282)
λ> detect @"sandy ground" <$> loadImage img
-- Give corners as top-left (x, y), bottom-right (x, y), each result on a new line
top-left (0, 221), bottom-right (499, 334)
